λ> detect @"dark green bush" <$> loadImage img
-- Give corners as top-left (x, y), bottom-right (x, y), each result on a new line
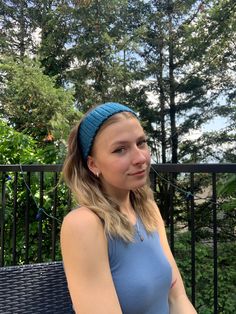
top-left (175, 232), bottom-right (236, 314)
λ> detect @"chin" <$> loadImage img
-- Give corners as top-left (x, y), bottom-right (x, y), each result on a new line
top-left (131, 180), bottom-right (147, 190)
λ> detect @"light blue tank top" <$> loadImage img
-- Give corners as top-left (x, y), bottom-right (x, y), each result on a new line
top-left (108, 218), bottom-right (172, 314)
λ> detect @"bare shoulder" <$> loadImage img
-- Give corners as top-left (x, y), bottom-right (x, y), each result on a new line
top-left (62, 206), bottom-right (102, 228)
top-left (60, 208), bottom-right (122, 313)
top-left (150, 200), bottom-right (165, 227)
top-left (60, 206), bottom-right (107, 272)
top-left (61, 206), bottom-right (104, 243)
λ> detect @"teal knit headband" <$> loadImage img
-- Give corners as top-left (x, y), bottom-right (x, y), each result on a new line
top-left (78, 102), bottom-right (137, 162)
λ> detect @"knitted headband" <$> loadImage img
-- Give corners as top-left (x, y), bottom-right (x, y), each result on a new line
top-left (78, 102), bottom-right (137, 162)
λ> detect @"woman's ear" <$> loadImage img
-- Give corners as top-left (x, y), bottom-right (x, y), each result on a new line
top-left (87, 155), bottom-right (99, 176)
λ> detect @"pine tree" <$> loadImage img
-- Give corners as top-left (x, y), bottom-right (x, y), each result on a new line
top-left (33, 0), bottom-right (74, 85)
top-left (0, 0), bottom-right (37, 58)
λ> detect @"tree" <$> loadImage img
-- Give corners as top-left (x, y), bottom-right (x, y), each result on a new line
top-left (65, 0), bottom-right (148, 111)
top-left (131, 0), bottom-right (235, 164)
top-left (0, 0), bottom-right (37, 58)
top-left (177, 0), bottom-right (236, 162)
top-left (33, 0), bottom-right (74, 85)
top-left (0, 57), bottom-right (79, 145)
top-left (0, 119), bottom-right (44, 164)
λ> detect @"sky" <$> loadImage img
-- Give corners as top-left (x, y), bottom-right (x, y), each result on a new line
top-left (202, 116), bottom-right (228, 132)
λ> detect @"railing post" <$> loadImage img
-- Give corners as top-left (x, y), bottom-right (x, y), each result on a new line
top-left (0, 172), bottom-right (6, 267)
top-left (190, 173), bottom-right (195, 306)
top-left (25, 171), bottom-right (30, 264)
top-left (13, 172), bottom-right (18, 265)
top-left (212, 173), bottom-right (218, 314)
top-left (38, 171), bottom-right (44, 262)
top-left (52, 172), bottom-right (58, 261)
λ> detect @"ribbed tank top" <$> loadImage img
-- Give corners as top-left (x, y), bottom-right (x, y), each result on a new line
top-left (108, 218), bottom-right (172, 314)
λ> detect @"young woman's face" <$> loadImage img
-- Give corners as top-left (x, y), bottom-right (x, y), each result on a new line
top-left (88, 115), bottom-right (151, 197)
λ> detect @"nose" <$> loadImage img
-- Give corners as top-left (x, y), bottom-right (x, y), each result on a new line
top-left (131, 146), bottom-right (148, 165)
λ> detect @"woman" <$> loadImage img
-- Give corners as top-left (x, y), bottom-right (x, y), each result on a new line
top-left (61, 102), bottom-right (197, 314)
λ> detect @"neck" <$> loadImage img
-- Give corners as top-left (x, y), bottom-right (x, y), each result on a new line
top-left (103, 187), bottom-right (136, 223)
top-left (118, 194), bottom-right (136, 224)
top-left (115, 194), bottom-right (132, 213)
top-left (103, 186), bottom-right (130, 207)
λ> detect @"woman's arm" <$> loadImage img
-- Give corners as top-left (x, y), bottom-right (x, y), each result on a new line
top-left (166, 250), bottom-right (197, 314)
top-left (60, 207), bottom-right (122, 314)
top-left (153, 202), bottom-right (197, 314)
top-left (169, 294), bottom-right (197, 314)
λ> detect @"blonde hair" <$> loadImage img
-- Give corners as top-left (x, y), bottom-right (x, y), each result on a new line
top-left (62, 111), bottom-right (160, 241)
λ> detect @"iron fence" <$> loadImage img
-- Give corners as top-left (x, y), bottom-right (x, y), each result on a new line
top-left (0, 163), bottom-right (236, 314)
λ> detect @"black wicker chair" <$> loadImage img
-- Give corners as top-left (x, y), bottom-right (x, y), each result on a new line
top-left (0, 261), bottom-right (74, 314)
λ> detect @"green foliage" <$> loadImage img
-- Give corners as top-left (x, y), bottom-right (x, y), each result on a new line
top-left (65, 0), bottom-right (141, 110)
top-left (159, 170), bottom-right (236, 311)
top-left (0, 0), bottom-right (37, 58)
top-left (1, 0), bottom-right (235, 162)
top-left (2, 171), bottom-right (72, 265)
top-left (0, 119), bottom-right (44, 164)
top-left (0, 57), bottom-right (77, 141)
top-left (216, 174), bottom-right (236, 238)
top-left (35, 0), bottom-right (73, 84)
top-left (218, 175), bottom-right (236, 196)
top-left (0, 120), bottom-right (69, 265)
top-left (0, 1), bottom-right (235, 311)
top-left (175, 232), bottom-right (236, 314)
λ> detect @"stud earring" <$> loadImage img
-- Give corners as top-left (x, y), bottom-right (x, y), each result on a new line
top-left (96, 172), bottom-right (100, 178)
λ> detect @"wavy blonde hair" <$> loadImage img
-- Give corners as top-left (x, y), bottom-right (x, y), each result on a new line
top-left (62, 112), bottom-right (160, 242)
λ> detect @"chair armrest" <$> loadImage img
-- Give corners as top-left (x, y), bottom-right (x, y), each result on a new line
top-left (0, 261), bottom-right (74, 314)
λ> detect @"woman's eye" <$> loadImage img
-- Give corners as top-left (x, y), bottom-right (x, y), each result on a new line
top-left (138, 139), bottom-right (147, 147)
top-left (113, 147), bottom-right (126, 154)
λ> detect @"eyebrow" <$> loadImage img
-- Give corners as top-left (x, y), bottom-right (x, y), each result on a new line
top-left (110, 135), bottom-right (147, 147)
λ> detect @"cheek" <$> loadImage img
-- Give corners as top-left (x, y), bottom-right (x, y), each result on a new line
top-left (100, 157), bottom-right (126, 172)
top-left (106, 157), bottom-right (130, 175)
top-left (145, 149), bottom-right (151, 164)
top-left (112, 159), bottom-right (129, 171)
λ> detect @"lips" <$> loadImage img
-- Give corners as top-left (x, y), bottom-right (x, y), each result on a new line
top-left (128, 169), bottom-right (146, 176)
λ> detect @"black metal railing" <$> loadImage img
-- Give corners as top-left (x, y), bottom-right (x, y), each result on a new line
top-left (151, 163), bottom-right (236, 314)
top-left (0, 165), bottom-right (66, 266)
top-left (0, 163), bottom-right (236, 314)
